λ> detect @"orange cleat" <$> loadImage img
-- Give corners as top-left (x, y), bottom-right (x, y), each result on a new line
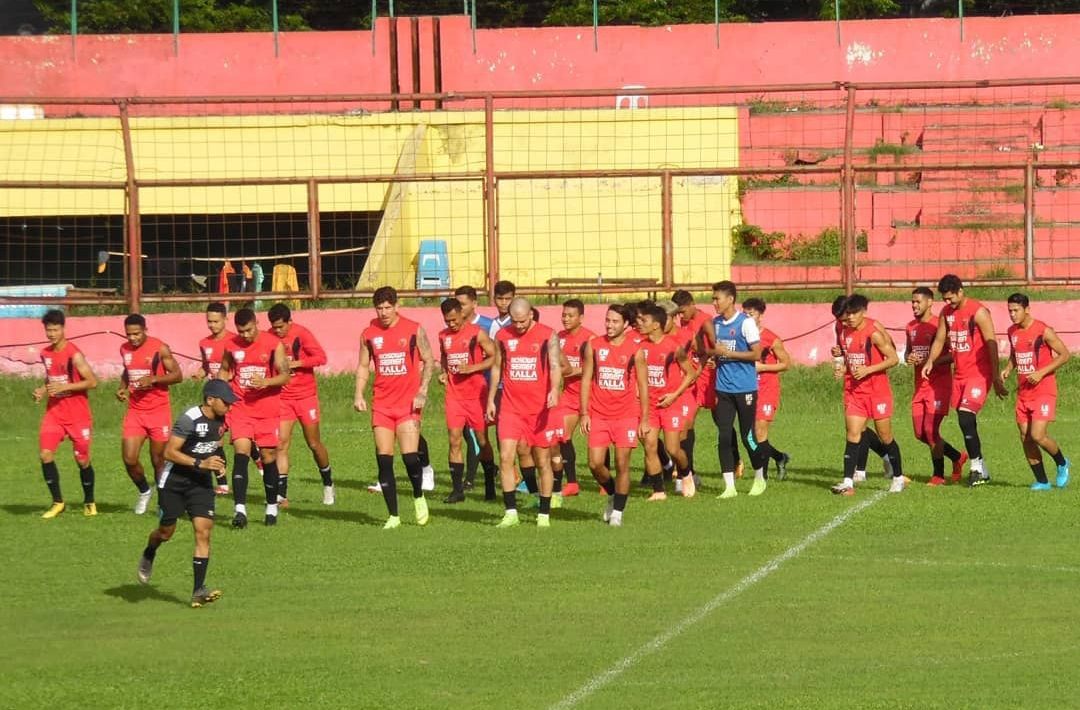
top-left (562, 482), bottom-right (580, 497)
top-left (952, 452), bottom-right (968, 483)
top-left (927, 475), bottom-right (947, 487)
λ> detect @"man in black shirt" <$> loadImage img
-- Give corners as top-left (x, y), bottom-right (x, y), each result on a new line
top-left (136, 379), bottom-right (236, 608)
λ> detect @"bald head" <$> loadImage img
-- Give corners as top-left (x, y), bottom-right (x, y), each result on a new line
top-left (509, 297), bottom-right (532, 317)
top-left (509, 297), bottom-right (534, 335)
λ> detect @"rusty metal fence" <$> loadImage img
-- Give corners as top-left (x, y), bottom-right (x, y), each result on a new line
top-left (1, 78), bottom-right (1080, 311)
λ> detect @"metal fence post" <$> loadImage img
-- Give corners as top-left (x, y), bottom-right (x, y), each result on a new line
top-left (118, 102), bottom-right (142, 313)
top-left (173, 0), bottom-right (180, 56)
top-left (272, 0), bottom-right (280, 57)
top-left (1025, 161), bottom-right (1035, 283)
top-left (484, 95), bottom-right (498, 299)
top-left (842, 84), bottom-right (857, 294)
top-left (70, 0), bottom-right (77, 58)
top-left (307, 180), bottom-right (322, 300)
top-left (661, 171), bottom-right (674, 288)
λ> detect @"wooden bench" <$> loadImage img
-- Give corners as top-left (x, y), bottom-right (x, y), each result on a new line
top-left (545, 277), bottom-right (659, 301)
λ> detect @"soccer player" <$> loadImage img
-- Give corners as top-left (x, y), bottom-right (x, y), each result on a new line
top-left (486, 296), bottom-right (563, 528)
top-left (34, 309), bottom-right (99, 519)
top-left (672, 290), bottom-right (716, 487)
top-left (703, 281), bottom-right (767, 499)
top-left (924, 274), bottom-right (1008, 486)
top-left (454, 285), bottom-right (496, 494)
top-left (832, 295), bottom-right (907, 495)
top-left (1003, 293), bottom-right (1071, 490)
top-left (355, 286), bottom-right (437, 529)
top-left (550, 299), bottom-right (593, 498)
top-left (438, 297), bottom-right (496, 503)
top-left (267, 303), bottom-right (336, 507)
top-left (742, 298), bottom-right (792, 481)
top-left (489, 280), bottom-right (516, 338)
top-left (580, 304), bottom-right (649, 525)
top-left (192, 301), bottom-right (234, 494)
top-left (118, 314), bottom-right (183, 514)
top-left (219, 307), bottom-right (291, 527)
top-left (638, 304), bottom-right (697, 500)
top-left (905, 287), bottom-right (967, 486)
top-left (136, 379), bottom-right (237, 608)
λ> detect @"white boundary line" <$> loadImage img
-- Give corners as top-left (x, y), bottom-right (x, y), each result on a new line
top-left (550, 491), bottom-right (887, 710)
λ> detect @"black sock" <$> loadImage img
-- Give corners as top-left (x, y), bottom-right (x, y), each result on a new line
top-left (503, 490), bottom-right (517, 511)
top-left (464, 428), bottom-right (479, 485)
top-left (650, 472), bottom-right (665, 493)
top-left (482, 461), bottom-right (498, 499)
top-left (278, 474), bottom-right (289, 500)
top-left (856, 435), bottom-right (871, 471)
top-left (521, 466), bottom-right (539, 494)
top-left (758, 440), bottom-right (773, 479)
top-left (942, 442), bottom-right (962, 462)
top-left (319, 465), bottom-right (333, 486)
top-left (885, 440), bottom-right (903, 478)
top-left (1031, 461), bottom-right (1048, 484)
top-left (377, 454), bottom-right (398, 516)
top-left (957, 411), bottom-right (983, 460)
top-left (613, 493), bottom-right (628, 512)
top-left (771, 446), bottom-right (786, 462)
top-left (538, 496), bottom-right (551, 515)
top-left (862, 429), bottom-right (888, 457)
top-left (78, 464), bottom-right (95, 504)
top-left (599, 477), bottom-right (616, 496)
top-left (192, 556), bottom-right (209, 593)
top-left (932, 456), bottom-right (945, 477)
top-left (449, 462), bottom-right (465, 493)
top-left (561, 442), bottom-right (578, 484)
top-left (142, 543), bottom-right (159, 561)
top-left (403, 453), bottom-right (423, 498)
top-left (417, 435), bottom-right (431, 468)
top-left (232, 453), bottom-right (250, 505)
top-left (262, 460), bottom-right (280, 506)
top-left (41, 461), bottom-right (62, 502)
top-left (134, 477), bottom-right (151, 494)
top-left (604, 449), bottom-right (612, 470)
top-left (843, 441), bottom-right (859, 480)
top-left (1051, 450), bottom-right (1067, 467)
top-left (682, 429), bottom-right (696, 471)
top-left (552, 467), bottom-right (564, 493)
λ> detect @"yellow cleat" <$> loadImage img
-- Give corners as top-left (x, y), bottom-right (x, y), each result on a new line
top-left (83, 503), bottom-right (98, 517)
top-left (41, 502), bottom-right (65, 519)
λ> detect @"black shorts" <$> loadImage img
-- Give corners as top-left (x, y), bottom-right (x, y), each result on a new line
top-left (157, 465), bottom-right (215, 527)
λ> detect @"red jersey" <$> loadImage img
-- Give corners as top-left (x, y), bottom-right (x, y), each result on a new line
top-left (906, 317), bottom-right (950, 392)
top-left (41, 341), bottom-right (91, 419)
top-left (198, 332), bottom-right (234, 379)
top-left (224, 331), bottom-right (282, 418)
top-left (640, 334), bottom-right (684, 409)
top-left (1009, 320), bottom-right (1057, 395)
top-left (587, 334), bottom-right (641, 419)
top-left (120, 336), bottom-right (171, 411)
top-left (681, 309), bottom-right (711, 362)
top-left (439, 322), bottom-right (488, 401)
top-left (841, 318), bottom-right (888, 394)
top-left (942, 298), bottom-right (992, 379)
top-left (496, 322), bottom-right (555, 416)
top-left (274, 322), bottom-right (326, 401)
top-left (362, 316), bottom-right (423, 407)
top-left (758, 328), bottom-right (781, 399)
top-left (557, 326), bottom-right (595, 410)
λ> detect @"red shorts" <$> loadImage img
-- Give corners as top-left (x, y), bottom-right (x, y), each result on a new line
top-left (649, 400), bottom-right (692, 434)
top-left (951, 376), bottom-right (989, 414)
top-left (845, 387), bottom-right (894, 420)
top-left (548, 405), bottom-right (581, 444)
top-left (280, 396), bottom-right (320, 425)
top-left (40, 409), bottom-right (92, 461)
top-left (756, 392), bottom-right (780, 422)
top-left (497, 408), bottom-right (557, 448)
top-left (123, 406), bottom-right (172, 442)
top-left (587, 417), bottom-right (639, 449)
top-left (1016, 390), bottom-right (1056, 423)
top-left (229, 412), bottom-right (280, 448)
top-left (372, 404), bottom-right (422, 431)
top-left (445, 395), bottom-right (487, 432)
top-left (695, 375), bottom-right (717, 409)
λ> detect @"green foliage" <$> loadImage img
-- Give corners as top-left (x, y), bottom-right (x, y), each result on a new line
top-left (866, 139), bottom-right (917, 158)
top-left (819, 0), bottom-right (899, 19)
top-left (733, 223), bottom-right (787, 261)
top-left (34, 0), bottom-right (307, 33)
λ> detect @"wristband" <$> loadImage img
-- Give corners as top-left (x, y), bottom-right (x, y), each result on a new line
top-left (193, 457), bottom-right (203, 470)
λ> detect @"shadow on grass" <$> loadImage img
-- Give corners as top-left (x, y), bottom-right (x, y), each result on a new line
top-left (104, 583), bottom-right (186, 606)
top-left (1, 502), bottom-right (130, 516)
top-left (283, 505), bottom-right (383, 526)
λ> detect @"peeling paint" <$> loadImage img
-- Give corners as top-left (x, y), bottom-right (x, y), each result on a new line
top-left (845, 42), bottom-right (884, 68)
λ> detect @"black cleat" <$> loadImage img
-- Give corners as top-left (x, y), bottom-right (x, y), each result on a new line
top-left (264, 514), bottom-right (277, 527)
top-left (968, 470), bottom-right (991, 487)
top-left (776, 453), bottom-right (791, 481)
top-left (231, 512), bottom-right (248, 529)
top-left (191, 587), bottom-right (222, 608)
top-left (443, 490), bottom-right (466, 504)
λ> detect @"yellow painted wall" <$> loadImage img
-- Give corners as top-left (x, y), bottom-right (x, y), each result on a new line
top-left (0, 107), bottom-right (739, 288)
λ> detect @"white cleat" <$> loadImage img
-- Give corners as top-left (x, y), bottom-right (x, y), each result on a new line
top-left (421, 465), bottom-right (436, 492)
top-left (366, 481), bottom-right (383, 493)
top-left (852, 470), bottom-right (867, 483)
top-left (882, 455), bottom-right (894, 479)
top-left (602, 497), bottom-right (615, 523)
top-left (134, 489), bottom-right (154, 515)
top-left (888, 475), bottom-right (909, 494)
top-left (322, 485), bottom-right (336, 506)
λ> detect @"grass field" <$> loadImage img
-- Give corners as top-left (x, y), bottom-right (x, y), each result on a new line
top-left (3, 364), bottom-right (1080, 709)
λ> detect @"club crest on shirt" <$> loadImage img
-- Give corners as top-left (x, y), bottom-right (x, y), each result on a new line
top-left (234, 350), bottom-right (246, 362)
top-left (531, 342), bottom-right (541, 353)
top-left (444, 337), bottom-right (453, 348)
top-left (372, 337), bottom-right (384, 350)
top-left (204, 347), bottom-right (213, 357)
top-left (123, 353), bottom-right (133, 364)
top-left (399, 338), bottom-right (408, 347)
top-left (559, 338), bottom-right (566, 348)
top-left (196, 423), bottom-right (209, 436)
top-left (508, 339), bottom-right (519, 352)
top-left (598, 348), bottom-right (609, 361)
top-left (43, 357), bottom-right (52, 368)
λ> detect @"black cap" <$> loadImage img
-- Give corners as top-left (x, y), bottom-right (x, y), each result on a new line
top-left (203, 379), bottom-right (239, 404)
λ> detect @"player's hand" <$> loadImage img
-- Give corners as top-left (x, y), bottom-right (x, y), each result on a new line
top-left (906, 352), bottom-right (924, 366)
top-left (657, 393), bottom-right (677, 408)
top-left (714, 345), bottom-right (731, 359)
top-left (920, 362), bottom-right (933, 380)
top-left (1000, 367), bottom-right (1012, 382)
top-left (250, 375), bottom-right (267, 389)
top-left (579, 414), bottom-right (591, 434)
top-left (486, 401), bottom-right (497, 423)
top-left (456, 363), bottom-right (473, 375)
top-left (201, 455), bottom-right (227, 473)
top-left (831, 345), bottom-right (843, 358)
top-left (412, 391), bottom-right (428, 411)
top-left (45, 382), bottom-right (67, 396)
top-left (32, 386), bottom-right (46, 402)
top-left (191, 368), bottom-right (206, 381)
top-left (1026, 370), bottom-right (1044, 385)
top-left (853, 365), bottom-right (870, 381)
top-left (287, 358), bottom-right (301, 370)
top-left (354, 397), bottom-right (368, 413)
top-left (115, 387), bottom-right (129, 402)
top-left (638, 419), bottom-right (652, 439)
top-left (547, 390), bottom-right (559, 409)
top-left (135, 374), bottom-right (154, 389)
top-left (993, 378), bottom-right (1009, 398)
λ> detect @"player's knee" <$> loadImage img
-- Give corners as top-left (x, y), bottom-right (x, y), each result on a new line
top-left (39, 449), bottom-right (55, 464)
top-left (157, 525), bottom-right (176, 542)
top-left (401, 452), bottom-right (421, 469)
top-left (75, 455), bottom-right (91, 468)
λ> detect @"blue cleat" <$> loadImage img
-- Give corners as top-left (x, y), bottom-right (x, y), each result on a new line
top-left (1056, 459), bottom-right (1070, 488)
top-left (1031, 481), bottom-right (1053, 491)
top-left (516, 480), bottom-right (529, 494)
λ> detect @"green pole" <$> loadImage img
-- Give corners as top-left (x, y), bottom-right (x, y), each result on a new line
top-left (463, 0), bottom-right (468, 13)
top-left (371, 0), bottom-right (377, 55)
top-left (70, 0), bottom-right (77, 58)
top-left (272, 0), bottom-right (280, 57)
top-left (172, 0), bottom-right (179, 56)
top-left (389, 0), bottom-right (395, 17)
top-left (470, 0), bottom-right (477, 53)
top-left (959, 0), bottom-right (964, 41)
top-left (715, 0), bottom-right (720, 48)
top-left (592, 0), bottom-right (598, 50)
top-left (834, 0), bottom-right (841, 45)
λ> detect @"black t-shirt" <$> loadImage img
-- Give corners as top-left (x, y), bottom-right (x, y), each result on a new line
top-left (172, 405), bottom-right (227, 465)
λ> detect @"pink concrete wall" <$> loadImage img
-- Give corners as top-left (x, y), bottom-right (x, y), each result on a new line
top-left (3, 16), bottom-right (1080, 100)
top-left (4, 301), bottom-right (1079, 378)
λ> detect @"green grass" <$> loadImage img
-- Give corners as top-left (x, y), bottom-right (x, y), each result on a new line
top-left (3, 364), bottom-right (1080, 708)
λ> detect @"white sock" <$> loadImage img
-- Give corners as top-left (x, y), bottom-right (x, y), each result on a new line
top-left (504, 508), bottom-right (518, 516)
top-left (754, 468), bottom-right (765, 481)
top-left (723, 471), bottom-right (735, 488)
top-left (855, 469), bottom-right (866, 478)
top-left (266, 503), bottom-right (279, 516)
top-left (234, 503), bottom-right (247, 515)
top-left (971, 457), bottom-right (984, 473)
top-left (843, 477), bottom-right (854, 488)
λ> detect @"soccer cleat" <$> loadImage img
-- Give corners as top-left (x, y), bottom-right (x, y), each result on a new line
top-left (1057, 459), bottom-right (1071, 488)
top-left (692, 474), bottom-right (702, 489)
top-left (41, 502), bottom-right (65, 519)
top-left (882, 455), bottom-right (894, 479)
top-left (83, 503), bottom-right (98, 517)
top-left (1031, 481), bottom-right (1053, 491)
top-left (748, 478), bottom-right (767, 497)
top-left (495, 511), bottom-right (520, 528)
top-left (681, 475), bottom-right (697, 498)
top-left (515, 480), bottom-right (529, 494)
top-left (265, 514), bottom-right (277, 527)
top-left (647, 491), bottom-right (668, 502)
top-left (414, 497), bottom-right (430, 526)
top-left (968, 470), bottom-right (991, 488)
top-left (951, 452), bottom-right (969, 484)
top-left (776, 453), bottom-right (791, 481)
top-left (735, 461), bottom-right (745, 479)
top-left (443, 490), bottom-right (466, 504)
top-left (214, 484), bottom-right (230, 496)
top-left (231, 511), bottom-right (248, 529)
top-left (322, 485), bottom-right (336, 505)
top-left (674, 478), bottom-right (683, 494)
top-left (562, 482), bottom-right (580, 497)
top-left (134, 489), bottom-right (154, 515)
top-left (718, 486), bottom-right (738, 500)
top-left (536, 513), bottom-right (551, 528)
top-left (608, 511), bottom-right (623, 527)
top-left (831, 482), bottom-right (854, 496)
top-left (602, 498), bottom-right (615, 523)
top-left (888, 475), bottom-right (908, 494)
top-left (277, 496), bottom-right (290, 510)
top-left (421, 465), bottom-right (436, 492)
top-left (927, 476), bottom-right (947, 487)
top-left (852, 470), bottom-right (867, 483)
top-left (551, 493), bottom-right (563, 510)
top-left (137, 555), bottom-right (154, 585)
top-left (366, 481), bottom-right (383, 493)
top-left (190, 587), bottom-right (222, 608)
top-left (383, 515), bottom-right (402, 530)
